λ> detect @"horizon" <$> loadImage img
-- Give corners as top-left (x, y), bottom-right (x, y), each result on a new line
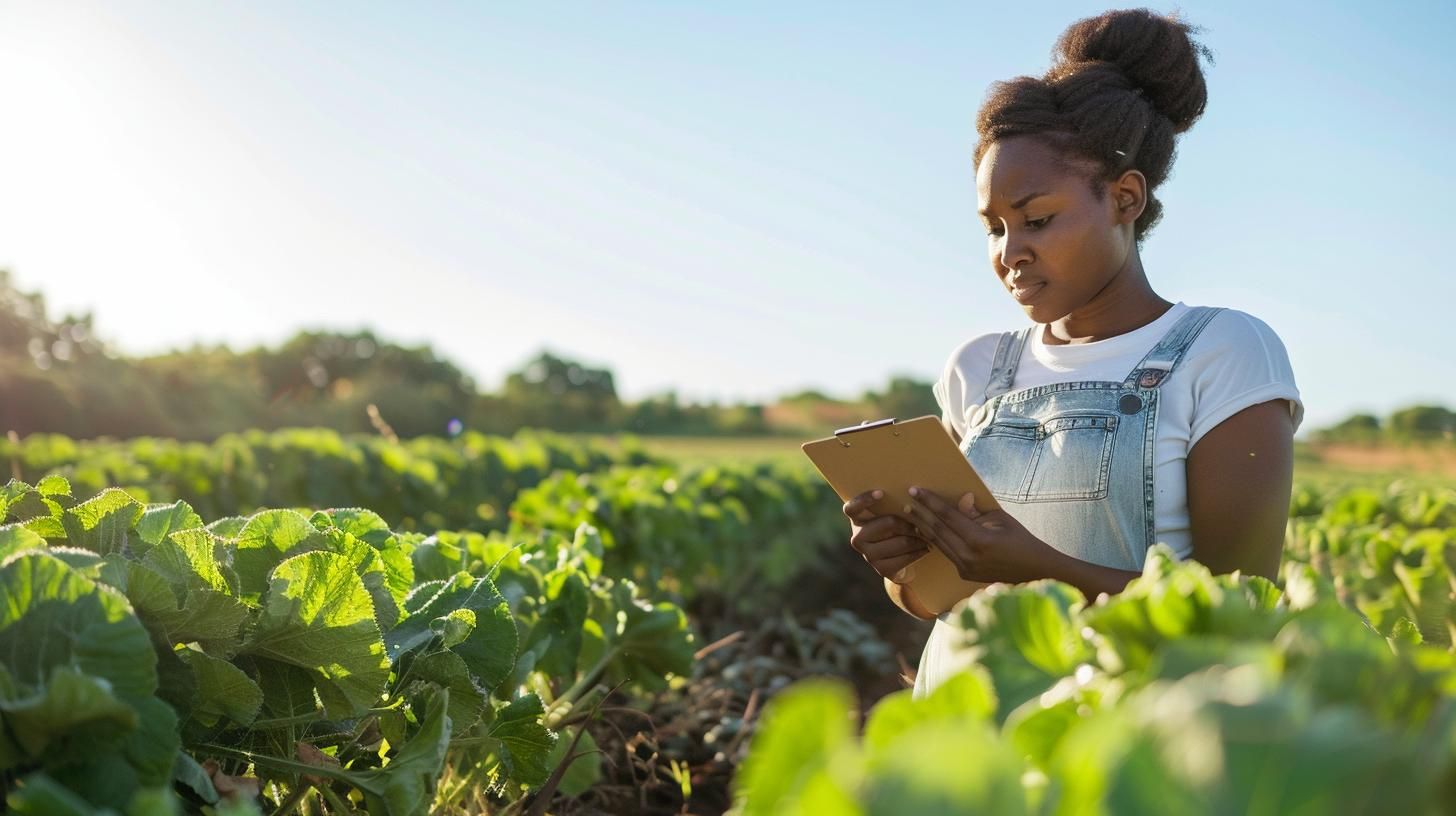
top-left (3, 1), bottom-right (1453, 432)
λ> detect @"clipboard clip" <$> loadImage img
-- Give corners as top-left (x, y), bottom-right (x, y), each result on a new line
top-left (833, 417), bottom-right (896, 437)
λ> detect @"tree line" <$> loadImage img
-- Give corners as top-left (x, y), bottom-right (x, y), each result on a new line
top-left (0, 271), bottom-right (937, 440)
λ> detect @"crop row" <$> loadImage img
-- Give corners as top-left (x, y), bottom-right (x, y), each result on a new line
top-left (732, 481), bottom-right (1456, 814)
top-left (0, 429), bottom-right (654, 534)
top-left (0, 449), bottom-right (848, 813)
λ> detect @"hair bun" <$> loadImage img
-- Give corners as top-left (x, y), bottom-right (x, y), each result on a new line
top-left (1049, 8), bottom-right (1213, 134)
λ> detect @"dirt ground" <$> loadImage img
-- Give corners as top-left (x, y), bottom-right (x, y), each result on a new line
top-left (1305, 442), bottom-right (1456, 476)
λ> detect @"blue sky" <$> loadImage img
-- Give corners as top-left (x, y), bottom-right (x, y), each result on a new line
top-left (1, 1), bottom-right (1452, 432)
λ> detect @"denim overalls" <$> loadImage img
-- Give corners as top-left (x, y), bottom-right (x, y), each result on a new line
top-left (912, 305), bottom-right (1224, 698)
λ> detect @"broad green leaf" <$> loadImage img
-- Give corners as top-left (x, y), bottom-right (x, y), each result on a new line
top-left (605, 586), bottom-right (694, 692)
top-left (736, 679), bottom-right (858, 816)
top-left (60, 489), bottom-right (144, 556)
top-left (320, 528), bottom-right (399, 632)
top-left (543, 726), bottom-right (601, 797)
top-left (3, 486), bottom-right (57, 525)
top-left (35, 475), bottom-right (71, 498)
top-left (171, 753), bottom-right (219, 806)
top-left (0, 664), bottom-right (138, 763)
top-left (0, 553), bottom-right (156, 700)
top-left (133, 501), bottom-right (205, 556)
top-left (204, 516), bottom-right (248, 538)
top-left (862, 720), bottom-right (1028, 816)
top-left (354, 689), bottom-right (453, 816)
top-left (319, 507), bottom-right (394, 548)
top-left (44, 546), bottom-right (107, 579)
top-left (1004, 694), bottom-right (1083, 770)
top-left (44, 696), bottom-right (181, 810)
top-left (22, 515), bottom-right (66, 542)
top-left (405, 651), bottom-right (485, 735)
top-left (436, 608), bottom-right (475, 648)
top-left (950, 581), bottom-right (1089, 721)
top-left (0, 523), bottom-right (48, 561)
top-left (5, 772), bottom-right (99, 815)
top-left (242, 551), bottom-right (389, 718)
top-left (408, 534), bottom-right (466, 584)
top-left (485, 694), bottom-right (557, 788)
top-left (177, 649), bottom-right (262, 727)
top-left (125, 563), bottom-right (248, 650)
top-left (252, 660), bottom-right (318, 720)
top-left (388, 572), bottom-right (517, 695)
top-left (232, 509), bottom-right (325, 598)
top-left (143, 528), bottom-right (232, 595)
top-left (525, 569), bottom-right (589, 678)
top-left (862, 668), bottom-right (996, 753)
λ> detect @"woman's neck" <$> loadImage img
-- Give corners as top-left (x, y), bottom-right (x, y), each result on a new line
top-left (1042, 262), bottom-right (1172, 345)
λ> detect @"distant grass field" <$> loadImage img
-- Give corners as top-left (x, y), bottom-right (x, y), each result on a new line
top-left (584, 434), bottom-right (1456, 491)
top-left (574, 433), bottom-right (808, 467)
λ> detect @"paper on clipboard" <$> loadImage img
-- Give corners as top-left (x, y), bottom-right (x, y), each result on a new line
top-left (801, 415), bottom-right (999, 616)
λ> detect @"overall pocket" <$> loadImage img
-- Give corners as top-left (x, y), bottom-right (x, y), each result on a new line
top-left (967, 412), bottom-right (1118, 502)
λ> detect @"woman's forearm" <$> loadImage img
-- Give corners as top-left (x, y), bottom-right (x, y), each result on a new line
top-left (1040, 547), bottom-right (1142, 602)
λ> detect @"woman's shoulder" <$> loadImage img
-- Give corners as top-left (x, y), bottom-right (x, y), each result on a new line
top-left (932, 331), bottom-right (1014, 432)
top-left (1180, 305), bottom-right (1303, 439)
top-left (937, 331), bottom-right (1011, 391)
top-left (1191, 306), bottom-right (1295, 361)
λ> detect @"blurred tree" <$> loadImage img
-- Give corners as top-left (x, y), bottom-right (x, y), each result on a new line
top-left (1315, 413), bottom-right (1382, 443)
top-left (1387, 405), bottom-right (1456, 442)
top-left (863, 375), bottom-right (939, 421)
top-left (498, 351), bottom-right (620, 430)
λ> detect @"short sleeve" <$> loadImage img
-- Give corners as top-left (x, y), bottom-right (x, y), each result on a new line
top-left (933, 333), bottom-right (1003, 439)
top-left (1185, 310), bottom-right (1304, 447)
top-left (932, 354), bottom-right (964, 436)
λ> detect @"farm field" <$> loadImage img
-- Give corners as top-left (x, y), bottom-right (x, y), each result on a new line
top-left (2, 429), bottom-right (1454, 814)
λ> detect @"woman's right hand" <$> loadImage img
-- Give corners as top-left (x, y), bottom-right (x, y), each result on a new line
top-left (843, 489), bottom-right (930, 583)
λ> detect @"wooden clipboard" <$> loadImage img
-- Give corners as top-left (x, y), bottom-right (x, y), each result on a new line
top-left (801, 415), bottom-right (998, 617)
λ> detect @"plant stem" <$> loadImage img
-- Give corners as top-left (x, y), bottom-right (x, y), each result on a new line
top-left (269, 784), bottom-right (312, 816)
top-left (546, 647), bottom-right (618, 727)
top-left (251, 710), bottom-right (327, 730)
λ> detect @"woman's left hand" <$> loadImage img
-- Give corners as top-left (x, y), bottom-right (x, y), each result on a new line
top-left (902, 486), bottom-right (1057, 585)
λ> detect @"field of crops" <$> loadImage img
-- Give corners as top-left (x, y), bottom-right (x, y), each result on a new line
top-left (2, 430), bottom-right (1454, 814)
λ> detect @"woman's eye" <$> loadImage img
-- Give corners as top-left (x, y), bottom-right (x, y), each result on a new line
top-left (985, 216), bottom-right (1052, 237)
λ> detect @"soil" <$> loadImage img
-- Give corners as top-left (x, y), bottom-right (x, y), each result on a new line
top-left (541, 538), bottom-right (934, 815)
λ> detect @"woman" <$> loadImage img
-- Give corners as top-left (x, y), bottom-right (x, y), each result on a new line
top-left (842, 8), bottom-right (1303, 698)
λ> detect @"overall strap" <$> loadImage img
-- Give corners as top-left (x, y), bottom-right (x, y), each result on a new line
top-left (981, 327), bottom-right (1034, 401)
top-left (1122, 305), bottom-right (1225, 390)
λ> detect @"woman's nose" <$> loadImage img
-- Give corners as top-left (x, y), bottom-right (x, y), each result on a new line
top-left (998, 232), bottom-right (1033, 273)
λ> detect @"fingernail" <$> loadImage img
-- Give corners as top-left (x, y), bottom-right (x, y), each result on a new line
top-left (872, 489), bottom-right (884, 499)
top-left (908, 486), bottom-right (920, 497)
top-left (903, 504), bottom-right (913, 514)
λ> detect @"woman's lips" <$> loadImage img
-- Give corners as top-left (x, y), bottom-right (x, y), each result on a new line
top-left (1011, 282), bottom-right (1046, 303)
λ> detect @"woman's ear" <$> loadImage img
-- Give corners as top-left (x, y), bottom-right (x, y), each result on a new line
top-left (1112, 169), bottom-right (1147, 225)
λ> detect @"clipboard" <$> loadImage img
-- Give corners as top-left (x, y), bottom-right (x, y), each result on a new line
top-left (801, 415), bottom-right (998, 617)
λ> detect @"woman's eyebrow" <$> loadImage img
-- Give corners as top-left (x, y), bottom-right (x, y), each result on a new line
top-left (978, 191), bottom-right (1049, 216)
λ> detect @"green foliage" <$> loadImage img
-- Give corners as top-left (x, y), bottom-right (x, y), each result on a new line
top-left (735, 498), bottom-right (1456, 816)
top-left (0, 477), bottom-right (699, 813)
top-left (1, 427), bottom-right (653, 534)
top-left (508, 460), bottom-right (844, 605)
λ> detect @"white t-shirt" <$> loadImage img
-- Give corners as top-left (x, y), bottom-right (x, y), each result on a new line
top-left (932, 302), bottom-right (1304, 560)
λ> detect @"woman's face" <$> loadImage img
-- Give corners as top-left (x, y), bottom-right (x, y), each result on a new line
top-left (976, 136), bottom-right (1138, 324)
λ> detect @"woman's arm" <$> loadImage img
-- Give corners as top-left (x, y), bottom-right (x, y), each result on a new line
top-left (1038, 400), bottom-right (1295, 594)
top-left (1184, 399), bottom-right (1295, 581)
top-left (900, 398), bottom-right (1296, 602)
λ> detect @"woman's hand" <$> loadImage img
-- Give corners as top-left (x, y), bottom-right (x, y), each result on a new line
top-left (842, 489), bottom-right (930, 583)
top-left (902, 486), bottom-right (1056, 585)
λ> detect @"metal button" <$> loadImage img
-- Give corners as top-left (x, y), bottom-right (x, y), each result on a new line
top-left (1118, 393), bottom-right (1143, 415)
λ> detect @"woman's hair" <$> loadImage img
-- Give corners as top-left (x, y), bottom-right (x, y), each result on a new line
top-left (974, 8), bottom-right (1214, 243)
